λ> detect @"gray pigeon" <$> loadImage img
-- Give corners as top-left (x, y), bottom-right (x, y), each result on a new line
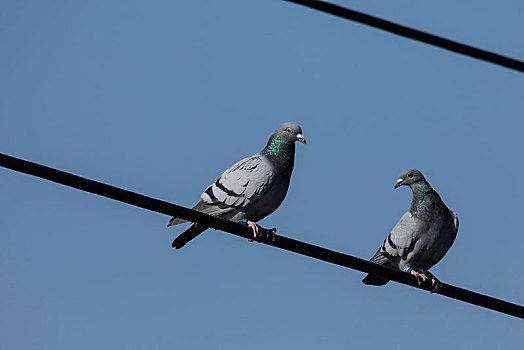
top-left (362, 169), bottom-right (458, 290)
top-left (168, 122), bottom-right (306, 249)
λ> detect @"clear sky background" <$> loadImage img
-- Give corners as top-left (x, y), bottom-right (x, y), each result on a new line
top-left (1, 1), bottom-right (523, 349)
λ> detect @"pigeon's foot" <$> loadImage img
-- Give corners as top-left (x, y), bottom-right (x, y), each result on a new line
top-left (424, 270), bottom-right (442, 293)
top-left (241, 220), bottom-right (276, 244)
top-left (246, 220), bottom-right (260, 239)
top-left (407, 268), bottom-right (427, 285)
top-left (267, 227), bottom-right (277, 244)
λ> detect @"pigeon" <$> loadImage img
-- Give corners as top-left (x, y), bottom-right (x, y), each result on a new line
top-left (362, 169), bottom-right (458, 290)
top-left (168, 122), bottom-right (306, 249)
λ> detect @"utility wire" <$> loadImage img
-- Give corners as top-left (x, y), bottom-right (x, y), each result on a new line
top-left (1, 152), bottom-right (523, 319)
top-left (284, 0), bottom-right (524, 73)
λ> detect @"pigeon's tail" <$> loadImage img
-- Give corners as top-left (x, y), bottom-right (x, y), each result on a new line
top-left (362, 274), bottom-right (390, 286)
top-left (362, 248), bottom-right (394, 286)
top-left (171, 223), bottom-right (208, 249)
top-left (167, 217), bottom-right (188, 226)
top-left (168, 201), bottom-right (212, 227)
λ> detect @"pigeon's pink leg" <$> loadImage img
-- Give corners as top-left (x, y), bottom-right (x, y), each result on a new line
top-left (424, 270), bottom-right (442, 292)
top-left (246, 221), bottom-right (276, 243)
top-left (409, 269), bottom-right (427, 285)
top-left (246, 220), bottom-right (260, 239)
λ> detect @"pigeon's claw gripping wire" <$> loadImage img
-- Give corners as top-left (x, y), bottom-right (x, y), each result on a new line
top-left (241, 220), bottom-right (276, 244)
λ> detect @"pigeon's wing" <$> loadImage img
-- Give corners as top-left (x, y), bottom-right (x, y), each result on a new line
top-left (167, 155), bottom-right (275, 226)
top-left (200, 155), bottom-right (275, 209)
top-left (370, 211), bottom-right (421, 265)
top-left (363, 211), bottom-right (420, 286)
top-left (449, 210), bottom-right (459, 246)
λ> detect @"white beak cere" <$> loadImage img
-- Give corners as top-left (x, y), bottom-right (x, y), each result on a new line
top-left (296, 133), bottom-right (306, 145)
top-left (396, 178), bottom-right (403, 185)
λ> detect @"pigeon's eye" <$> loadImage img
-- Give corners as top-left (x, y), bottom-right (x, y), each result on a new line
top-left (408, 173), bottom-right (414, 178)
top-left (285, 128), bottom-right (293, 133)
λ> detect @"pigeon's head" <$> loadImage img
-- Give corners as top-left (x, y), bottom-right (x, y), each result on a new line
top-left (394, 169), bottom-right (426, 188)
top-left (274, 122), bottom-right (306, 145)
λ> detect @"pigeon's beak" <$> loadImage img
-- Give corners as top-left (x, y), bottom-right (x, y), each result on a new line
top-left (394, 178), bottom-right (403, 188)
top-left (297, 134), bottom-right (306, 145)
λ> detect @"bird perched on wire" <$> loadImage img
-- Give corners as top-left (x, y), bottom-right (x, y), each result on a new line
top-left (168, 122), bottom-right (306, 249)
top-left (362, 169), bottom-right (458, 291)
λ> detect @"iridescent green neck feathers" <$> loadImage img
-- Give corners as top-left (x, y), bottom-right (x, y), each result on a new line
top-left (410, 182), bottom-right (439, 213)
top-left (265, 137), bottom-right (283, 156)
top-left (263, 135), bottom-right (295, 164)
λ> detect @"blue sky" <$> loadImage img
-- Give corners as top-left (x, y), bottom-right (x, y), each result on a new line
top-left (1, 1), bottom-right (523, 348)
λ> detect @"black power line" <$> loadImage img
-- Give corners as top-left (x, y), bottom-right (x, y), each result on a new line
top-left (284, 0), bottom-right (524, 73)
top-left (1, 152), bottom-right (523, 319)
